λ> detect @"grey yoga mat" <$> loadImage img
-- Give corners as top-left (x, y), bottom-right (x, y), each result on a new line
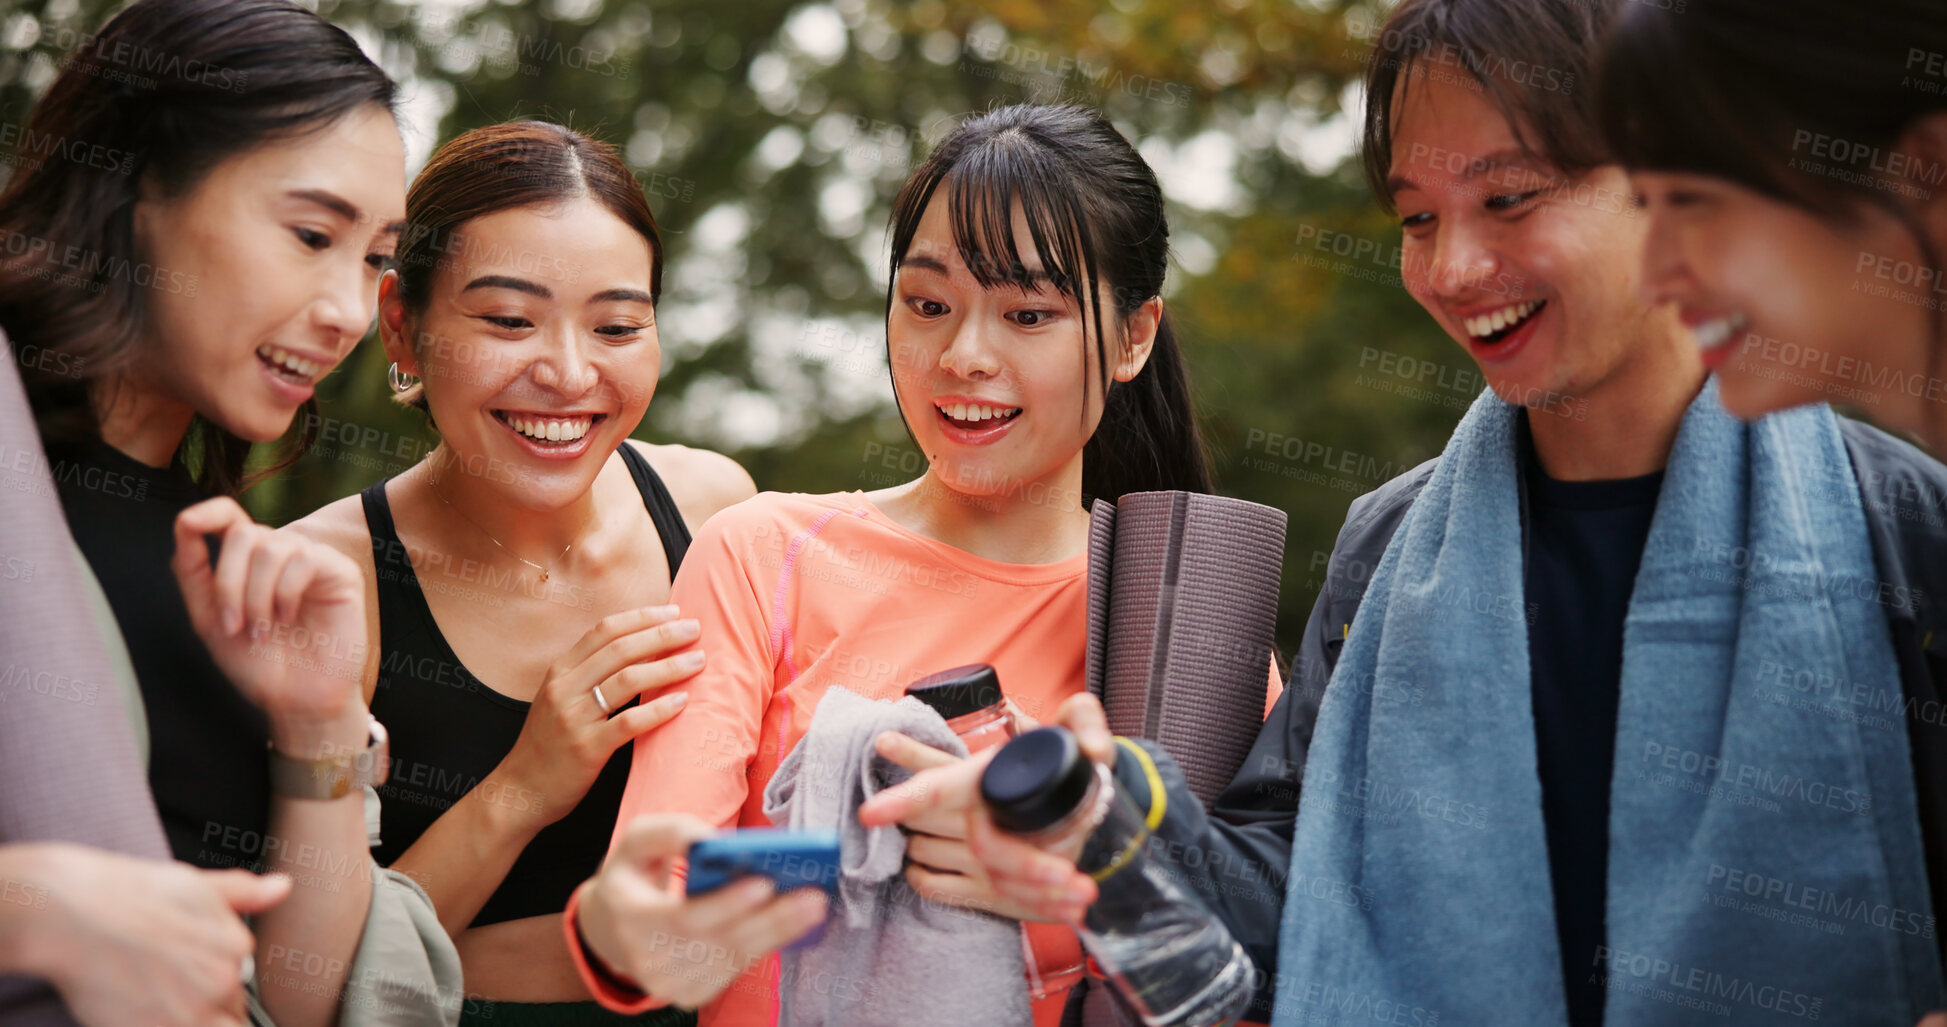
top-left (1084, 491), bottom-right (1289, 808)
top-left (1068, 490), bottom-right (1288, 1027)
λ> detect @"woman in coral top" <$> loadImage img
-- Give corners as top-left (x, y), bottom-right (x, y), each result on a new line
top-left (568, 103), bottom-right (1217, 1024)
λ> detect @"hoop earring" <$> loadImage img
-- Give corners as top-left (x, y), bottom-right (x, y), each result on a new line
top-left (388, 362), bottom-right (419, 393)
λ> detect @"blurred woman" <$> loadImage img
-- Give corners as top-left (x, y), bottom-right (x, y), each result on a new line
top-left (1597, 0), bottom-right (1947, 444)
top-left (566, 103), bottom-right (1223, 1026)
top-left (0, 0), bottom-right (455, 1024)
top-left (287, 120), bottom-right (759, 1025)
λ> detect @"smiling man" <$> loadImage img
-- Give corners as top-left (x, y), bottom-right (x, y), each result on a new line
top-left (889, 1), bottom-right (1947, 1025)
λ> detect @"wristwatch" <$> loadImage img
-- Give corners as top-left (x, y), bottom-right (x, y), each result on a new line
top-left (267, 715), bottom-right (390, 800)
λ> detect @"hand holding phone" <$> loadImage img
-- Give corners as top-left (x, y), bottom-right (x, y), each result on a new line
top-left (685, 828), bottom-right (841, 898)
top-left (575, 815), bottom-right (830, 1009)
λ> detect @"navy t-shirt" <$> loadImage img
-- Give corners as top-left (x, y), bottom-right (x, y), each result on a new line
top-left (1524, 446), bottom-right (1664, 1027)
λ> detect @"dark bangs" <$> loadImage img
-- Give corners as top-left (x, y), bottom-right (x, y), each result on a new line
top-left (1596, 0), bottom-right (1947, 222)
top-left (882, 104), bottom-right (1210, 502)
top-left (889, 126), bottom-right (1113, 393)
top-left (1360, 0), bottom-right (1619, 213)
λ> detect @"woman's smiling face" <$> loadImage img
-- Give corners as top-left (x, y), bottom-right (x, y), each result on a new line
top-left (1633, 169), bottom-right (1939, 428)
top-left (131, 104), bottom-right (407, 441)
top-left (382, 197), bottom-right (660, 505)
top-left (888, 192), bottom-right (1151, 506)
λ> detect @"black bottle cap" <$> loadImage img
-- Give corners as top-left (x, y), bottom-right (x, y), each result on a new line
top-left (980, 727), bottom-right (1095, 834)
top-left (904, 664), bottom-right (1004, 721)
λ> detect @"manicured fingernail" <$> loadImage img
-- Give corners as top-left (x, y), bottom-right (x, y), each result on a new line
top-left (679, 650), bottom-right (705, 668)
top-left (224, 607), bottom-right (242, 635)
top-left (674, 619), bottom-right (700, 638)
top-left (650, 604), bottom-right (679, 617)
top-left (667, 692), bottom-right (689, 709)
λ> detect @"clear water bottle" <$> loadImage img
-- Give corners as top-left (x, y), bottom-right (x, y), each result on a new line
top-left (905, 664), bottom-right (1017, 754)
top-left (980, 727), bottom-right (1254, 1027)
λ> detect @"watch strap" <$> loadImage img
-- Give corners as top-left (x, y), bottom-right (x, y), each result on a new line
top-left (267, 716), bottom-right (388, 800)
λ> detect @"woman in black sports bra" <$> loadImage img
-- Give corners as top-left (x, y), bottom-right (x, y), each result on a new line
top-left (287, 121), bottom-right (756, 1025)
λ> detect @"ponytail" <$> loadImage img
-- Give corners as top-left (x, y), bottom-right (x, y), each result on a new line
top-left (1084, 311), bottom-right (1211, 503)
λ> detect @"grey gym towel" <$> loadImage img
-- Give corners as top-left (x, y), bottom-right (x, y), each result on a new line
top-left (762, 685), bottom-right (1031, 1027)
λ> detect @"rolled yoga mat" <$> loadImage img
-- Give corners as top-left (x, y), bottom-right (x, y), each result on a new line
top-left (1070, 491), bottom-right (1288, 1027)
top-left (1084, 491), bottom-right (1289, 808)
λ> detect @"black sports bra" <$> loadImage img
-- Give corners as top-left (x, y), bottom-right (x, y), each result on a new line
top-left (361, 444), bottom-right (690, 925)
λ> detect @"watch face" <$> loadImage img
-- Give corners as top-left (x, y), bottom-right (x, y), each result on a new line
top-left (324, 766), bottom-right (357, 801)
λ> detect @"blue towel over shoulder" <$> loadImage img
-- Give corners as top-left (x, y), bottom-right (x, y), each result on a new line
top-left (1274, 383), bottom-right (1942, 1027)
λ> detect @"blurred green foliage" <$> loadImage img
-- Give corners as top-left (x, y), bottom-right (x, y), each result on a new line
top-left (0, 0), bottom-right (1470, 657)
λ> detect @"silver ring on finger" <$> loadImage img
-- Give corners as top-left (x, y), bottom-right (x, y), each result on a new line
top-left (240, 953), bottom-right (255, 985)
top-left (592, 683), bottom-right (613, 716)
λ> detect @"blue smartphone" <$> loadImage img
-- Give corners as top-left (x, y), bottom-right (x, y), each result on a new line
top-left (685, 828), bottom-right (842, 899)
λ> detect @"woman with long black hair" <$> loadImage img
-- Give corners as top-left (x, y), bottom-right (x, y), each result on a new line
top-left (563, 102), bottom-right (1217, 1025)
top-left (0, 1), bottom-right (459, 1023)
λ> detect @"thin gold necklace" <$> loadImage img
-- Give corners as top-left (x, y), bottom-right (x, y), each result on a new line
top-left (427, 473), bottom-right (576, 583)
